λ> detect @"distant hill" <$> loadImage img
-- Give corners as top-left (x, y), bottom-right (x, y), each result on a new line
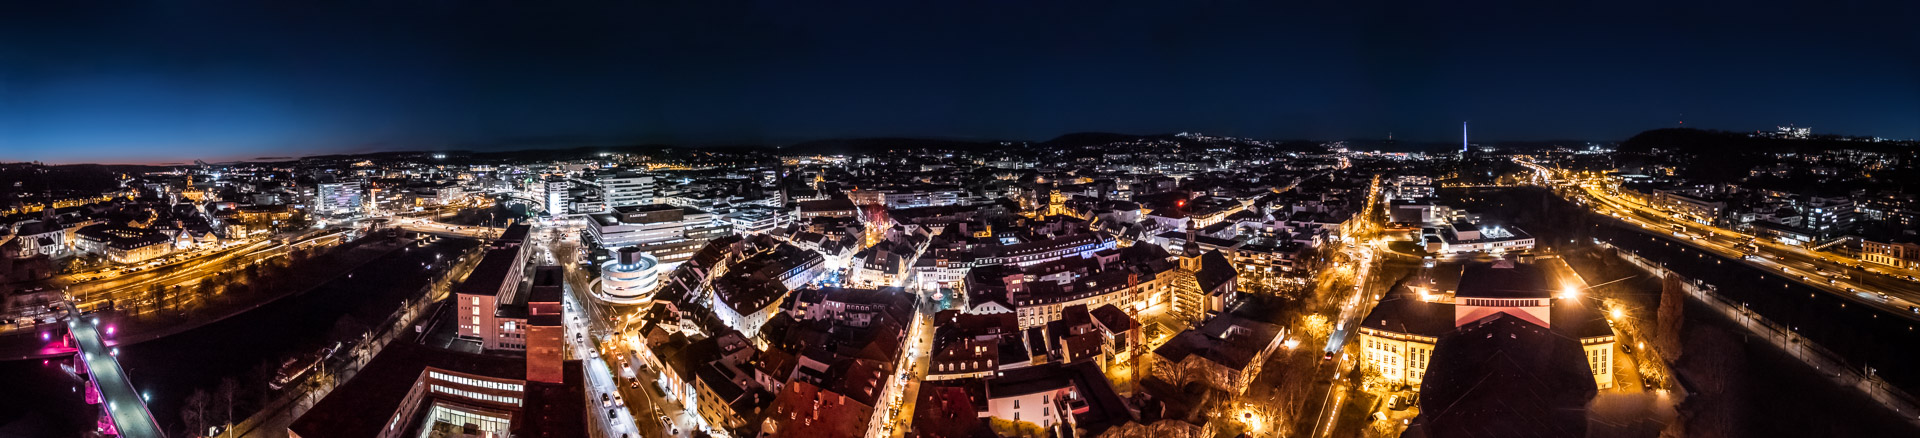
top-left (1039, 132), bottom-right (1330, 153)
top-left (1620, 128), bottom-right (1913, 155)
top-left (777, 137), bottom-right (1012, 155)
top-left (1038, 132), bottom-right (1151, 148)
top-left (0, 163), bottom-right (151, 200)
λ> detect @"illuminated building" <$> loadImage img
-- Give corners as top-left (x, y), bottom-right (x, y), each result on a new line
top-left (287, 342), bottom-right (584, 438)
top-left (585, 204), bottom-right (730, 264)
top-left (1425, 223), bottom-right (1536, 255)
top-left (315, 181), bottom-right (365, 218)
top-left (1862, 238), bottom-right (1920, 268)
top-left (597, 171), bottom-right (657, 208)
top-left (598, 246), bottom-right (661, 304)
top-left (1356, 259), bottom-right (1615, 389)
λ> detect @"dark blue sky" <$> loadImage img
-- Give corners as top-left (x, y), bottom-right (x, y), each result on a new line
top-left (2, 1), bottom-right (1916, 164)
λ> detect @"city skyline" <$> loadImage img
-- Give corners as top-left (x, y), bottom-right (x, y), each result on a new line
top-left (4, 118), bottom-right (1920, 438)
top-left (4, 3), bottom-right (1920, 437)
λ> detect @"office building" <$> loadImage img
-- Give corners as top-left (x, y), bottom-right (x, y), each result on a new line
top-left (598, 172), bottom-right (657, 208)
top-left (585, 204), bottom-right (731, 264)
top-left (287, 342), bottom-right (584, 438)
top-left (456, 224), bottom-right (534, 351)
top-left (315, 181), bottom-right (365, 218)
top-left (542, 176), bottom-right (569, 216)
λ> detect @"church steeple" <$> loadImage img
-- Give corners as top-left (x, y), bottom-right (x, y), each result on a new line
top-left (1182, 225), bottom-right (1202, 258)
top-left (1179, 224), bottom-right (1203, 271)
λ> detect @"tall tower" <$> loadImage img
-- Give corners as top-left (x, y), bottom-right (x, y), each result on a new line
top-left (1461, 121), bottom-right (1469, 154)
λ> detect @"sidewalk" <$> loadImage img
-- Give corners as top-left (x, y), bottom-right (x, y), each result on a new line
top-left (1613, 245), bottom-right (1920, 426)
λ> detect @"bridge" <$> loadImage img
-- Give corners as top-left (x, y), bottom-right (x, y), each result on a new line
top-left (60, 302), bottom-right (166, 438)
top-left (500, 193), bottom-right (547, 214)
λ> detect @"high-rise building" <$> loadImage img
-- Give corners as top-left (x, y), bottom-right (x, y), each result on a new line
top-left (315, 181), bottom-right (364, 218)
top-left (597, 172), bottom-right (656, 208)
top-left (542, 176), bottom-right (569, 216)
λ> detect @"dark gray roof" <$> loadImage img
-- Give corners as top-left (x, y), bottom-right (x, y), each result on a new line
top-left (1454, 261), bottom-right (1552, 299)
top-left (1194, 250), bottom-right (1237, 293)
top-left (1411, 313), bottom-right (1596, 438)
top-left (1361, 288), bottom-right (1457, 338)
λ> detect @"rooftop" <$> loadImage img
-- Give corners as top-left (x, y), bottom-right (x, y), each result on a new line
top-left (1454, 261), bottom-right (1553, 299)
top-left (1408, 314), bottom-right (1596, 438)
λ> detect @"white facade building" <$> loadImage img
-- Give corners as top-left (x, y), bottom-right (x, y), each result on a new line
top-left (315, 181), bottom-right (364, 218)
top-left (598, 172), bottom-right (657, 208)
top-left (542, 176), bottom-right (570, 216)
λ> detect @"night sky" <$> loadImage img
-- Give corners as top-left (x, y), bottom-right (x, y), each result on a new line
top-left (2, 1), bottom-right (1915, 164)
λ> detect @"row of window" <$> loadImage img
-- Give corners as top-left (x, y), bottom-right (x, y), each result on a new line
top-left (431, 384), bottom-right (522, 406)
top-left (937, 360), bottom-right (995, 372)
top-left (1367, 338), bottom-right (1430, 371)
top-left (430, 371), bottom-right (526, 392)
top-left (1461, 298), bottom-right (1541, 306)
top-left (425, 405), bottom-right (512, 435)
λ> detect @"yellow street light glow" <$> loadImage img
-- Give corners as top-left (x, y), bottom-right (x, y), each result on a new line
top-left (1610, 308), bottom-right (1624, 320)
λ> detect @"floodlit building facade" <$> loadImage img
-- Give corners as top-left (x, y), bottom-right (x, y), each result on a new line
top-left (1356, 259), bottom-right (1615, 389)
top-left (315, 181), bottom-right (365, 218)
top-left (599, 172), bottom-right (657, 208)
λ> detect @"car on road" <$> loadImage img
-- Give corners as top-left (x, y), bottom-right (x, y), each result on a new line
top-left (601, 393), bottom-right (612, 408)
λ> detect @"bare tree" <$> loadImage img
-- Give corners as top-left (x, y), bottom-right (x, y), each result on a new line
top-left (182, 388), bottom-right (211, 437)
top-left (197, 280), bottom-right (221, 307)
top-left (246, 360), bottom-right (277, 404)
top-left (218, 377), bottom-right (240, 432)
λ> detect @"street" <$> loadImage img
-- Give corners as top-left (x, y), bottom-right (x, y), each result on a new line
top-left (1518, 159), bottom-right (1920, 320)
